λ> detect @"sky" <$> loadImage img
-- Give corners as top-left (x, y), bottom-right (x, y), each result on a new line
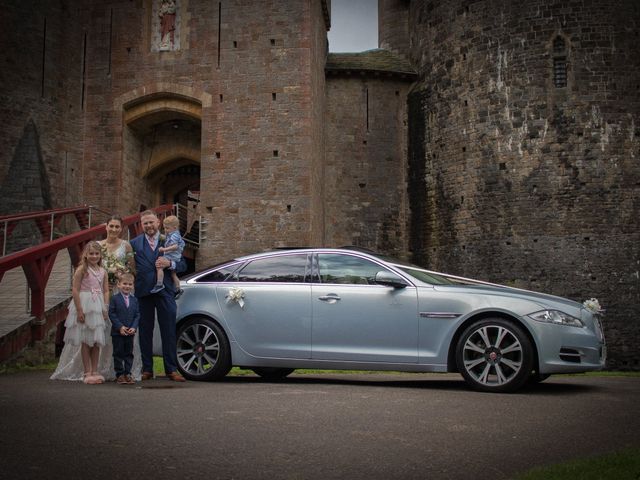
top-left (327, 0), bottom-right (378, 53)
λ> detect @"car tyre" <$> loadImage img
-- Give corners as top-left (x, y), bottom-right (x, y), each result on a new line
top-left (456, 318), bottom-right (533, 393)
top-left (176, 317), bottom-right (231, 381)
top-left (528, 372), bottom-right (551, 384)
top-left (251, 367), bottom-right (295, 380)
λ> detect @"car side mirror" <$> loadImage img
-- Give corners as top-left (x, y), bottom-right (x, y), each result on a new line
top-left (374, 271), bottom-right (409, 289)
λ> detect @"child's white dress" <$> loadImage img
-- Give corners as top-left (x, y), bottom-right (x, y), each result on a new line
top-left (62, 267), bottom-right (107, 347)
top-left (51, 245), bottom-right (142, 382)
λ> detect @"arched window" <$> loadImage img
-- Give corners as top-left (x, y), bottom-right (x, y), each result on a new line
top-left (552, 36), bottom-right (567, 88)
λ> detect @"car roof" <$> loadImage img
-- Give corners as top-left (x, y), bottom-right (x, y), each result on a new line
top-left (234, 247), bottom-right (379, 262)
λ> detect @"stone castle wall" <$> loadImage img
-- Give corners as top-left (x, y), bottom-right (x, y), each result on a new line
top-left (69, 0), bottom-right (330, 265)
top-left (0, 1), bottom-right (85, 217)
top-left (324, 75), bottom-right (410, 257)
top-left (405, 0), bottom-right (640, 368)
top-left (378, 0), bottom-right (410, 59)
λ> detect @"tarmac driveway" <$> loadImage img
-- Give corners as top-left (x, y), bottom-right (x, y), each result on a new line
top-left (0, 372), bottom-right (638, 480)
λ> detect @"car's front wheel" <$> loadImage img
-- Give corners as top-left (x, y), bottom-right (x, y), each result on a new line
top-left (456, 318), bottom-right (533, 393)
top-left (176, 317), bottom-right (231, 381)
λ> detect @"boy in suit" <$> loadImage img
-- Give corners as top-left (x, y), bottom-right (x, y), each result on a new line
top-left (109, 272), bottom-right (140, 385)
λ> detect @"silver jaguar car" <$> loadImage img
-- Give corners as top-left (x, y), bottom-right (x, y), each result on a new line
top-left (175, 248), bottom-right (606, 392)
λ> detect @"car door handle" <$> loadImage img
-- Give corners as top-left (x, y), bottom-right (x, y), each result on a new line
top-left (318, 294), bottom-right (341, 303)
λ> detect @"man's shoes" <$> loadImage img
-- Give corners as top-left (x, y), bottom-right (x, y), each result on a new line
top-left (116, 375), bottom-right (127, 385)
top-left (166, 371), bottom-right (186, 382)
top-left (175, 288), bottom-right (184, 299)
top-left (150, 284), bottom-right (165, 293)
top-left (141, 371), bottom-right (154, 381)
top-left (125, 375), bottom-right (135, 385)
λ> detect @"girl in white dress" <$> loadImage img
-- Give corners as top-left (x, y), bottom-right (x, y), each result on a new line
top-left (55, 241), bottom-right (109, 384)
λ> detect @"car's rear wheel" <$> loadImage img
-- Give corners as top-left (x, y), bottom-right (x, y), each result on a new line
top-left (456, 318), bottom-right (533, 393)
top-left (177, 317), bottom-right (231, 381)
top-left (251, 367), bottom-right (295, 380)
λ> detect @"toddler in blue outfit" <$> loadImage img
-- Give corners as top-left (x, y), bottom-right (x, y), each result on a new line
top-left (150, 215), bottom-right (185, 296)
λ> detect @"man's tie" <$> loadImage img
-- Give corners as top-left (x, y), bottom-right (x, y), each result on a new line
top-left (124, 295), bottom-right (129, 307)
top-left (148, 236), bottom-right (155, 249)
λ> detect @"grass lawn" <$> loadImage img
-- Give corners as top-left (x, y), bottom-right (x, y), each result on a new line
top-left (513, 447), bottom-right (640, 480)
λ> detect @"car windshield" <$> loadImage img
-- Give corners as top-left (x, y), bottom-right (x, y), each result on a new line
top-left (395, 266), bottom-right (454, 285)
top-left (367, 253), bottom-right (454, 285)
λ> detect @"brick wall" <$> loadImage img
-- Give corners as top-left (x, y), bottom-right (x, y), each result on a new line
top-left (66, 0), bottom-right (329, 266)
top-left (406, 0), bottom-right (640, 368)
top-left (325, 75), bottom-right (410, 258)
top-left (0, 0), bottom-right (85, 217)
top-left (378, 0), bottom-right (410, 58)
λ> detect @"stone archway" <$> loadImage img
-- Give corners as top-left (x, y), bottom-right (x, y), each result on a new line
top-left (118, 87), bottom-right (208, 214)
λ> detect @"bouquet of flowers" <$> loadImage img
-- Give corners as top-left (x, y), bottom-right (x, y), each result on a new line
top-left (101, 248), bottom-right (135, 285)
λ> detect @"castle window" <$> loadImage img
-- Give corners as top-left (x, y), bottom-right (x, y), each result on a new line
top-left (552, 35), bottom-right (568, 88)
top-left (553, 58), bottom-right (567, 88)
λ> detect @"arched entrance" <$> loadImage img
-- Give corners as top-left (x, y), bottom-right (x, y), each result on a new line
top-left (121, 91), bottom-right (203, 210)
top-left (120, 90), bottom-right (206, 268)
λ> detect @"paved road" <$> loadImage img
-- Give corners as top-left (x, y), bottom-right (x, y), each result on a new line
top-left (1, 372), bottom-right (638, 480)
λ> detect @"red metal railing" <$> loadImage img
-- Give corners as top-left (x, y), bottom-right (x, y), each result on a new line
top-left (0, 205), bottom-right (175, 341)
top-left (0, 206), bottom-right (103, 256)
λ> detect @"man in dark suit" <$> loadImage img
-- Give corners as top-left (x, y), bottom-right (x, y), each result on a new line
top-left (108, 272), bottom-right (140, 385)
top-left (130, 210), bottom-right (185, 382)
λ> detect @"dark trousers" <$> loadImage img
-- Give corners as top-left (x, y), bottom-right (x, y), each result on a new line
top-left (112, 335), bottom-right (135, 377)
top-left (138, 291), bottom-right (178, 374)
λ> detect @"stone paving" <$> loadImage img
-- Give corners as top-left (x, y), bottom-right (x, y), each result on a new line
top-left (0, 251), bottom-right (72, 338)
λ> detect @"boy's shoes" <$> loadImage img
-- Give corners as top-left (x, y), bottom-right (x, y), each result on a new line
top-left (125, 375), bottom-right (135, 385)
top-left (166, 371), bottom-right (186, 382)
top-left (150, 284), bottom-right (165, 293)
top-left (116, 375), bottom-right (127, 385)
top-left (141, 371), bottom-right (154, 380)
top-left (175, 288), bottom-right (184, 299)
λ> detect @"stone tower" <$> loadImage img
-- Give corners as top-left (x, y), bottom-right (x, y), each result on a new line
top-left (396, 0), bottom-right (639, 369)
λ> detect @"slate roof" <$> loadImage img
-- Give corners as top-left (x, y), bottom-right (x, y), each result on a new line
top-left (325, 49), bottom-right (417, 79)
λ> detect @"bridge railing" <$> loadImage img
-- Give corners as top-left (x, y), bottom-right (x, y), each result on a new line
top-left (0, 205), bottom-right (175, 344)
top-left (0, 206), bottom-right (113, 257)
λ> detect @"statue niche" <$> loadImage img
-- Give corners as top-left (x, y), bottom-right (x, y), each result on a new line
top-left (153, 0), bottom-right (180, 51)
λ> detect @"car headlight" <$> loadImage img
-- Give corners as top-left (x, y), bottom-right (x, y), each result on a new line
top-left (528, 310), bottom-right (584, 328)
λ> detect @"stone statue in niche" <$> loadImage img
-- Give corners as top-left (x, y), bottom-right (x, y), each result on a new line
top-left (158, 0), bottom-right (177, 51)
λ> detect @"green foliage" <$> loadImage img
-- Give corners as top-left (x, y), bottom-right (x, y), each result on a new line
top-left (513, 448), bottom-right (640, 480)
top-left (0, 361), bottom-right (58, 375)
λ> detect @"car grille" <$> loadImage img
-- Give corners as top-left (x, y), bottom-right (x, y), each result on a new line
top-left (559, 347), bottom-right (582, 363)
